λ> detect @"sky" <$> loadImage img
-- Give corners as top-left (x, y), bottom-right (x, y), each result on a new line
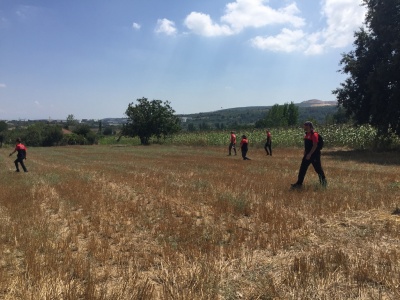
top-left (0, 0), bottom-right (367, 120)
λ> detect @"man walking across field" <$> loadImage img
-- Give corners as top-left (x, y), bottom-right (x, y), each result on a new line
top-left (228, 131), bottom-right (237, 156)
top-left (291, 121), bottom-right (326, 188)
top-left (9, 138), bottom-right (28, 172)
top-left (240, 134), bottom-right (251, 160)
top-left (264, 129), bottom-right (272, 156)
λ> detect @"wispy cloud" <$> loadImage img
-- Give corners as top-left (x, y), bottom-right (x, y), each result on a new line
top-left (250, 0), bottom-right (366, 54)
top-left (0, 83), bottom-right (6, 88)
top-left (251, 28), bottom-right (306, 53)
top-left (184, 0), bottom-right (304, 36)
top-left (312, 0), bottom-right (366, 51)
top-left (0, 17), bottom-right (9, 28)
top-left (180, 0), bottom-right (366, 54)
top-left (15, 5), bottom-right (41, 21)
top-left (221, 0), bottom-right (305, 32)
top-left (132, 22), bottom-right (141, 30)
top-left (155, 18), bottom-right (177, 36)
top-left (184, 12), bottom-right (234, 37)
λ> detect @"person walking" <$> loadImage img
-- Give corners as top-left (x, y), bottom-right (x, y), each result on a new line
top-left (264, 129), bottom-right (272, 156)
top-left (291, 121), bottom-right (326, 188)
top-left (9, 138), bottom-right (28, 172)
top-left (240, 135), bottom-right (251, 160)
top-left (228, 131), bottom-right (237, 156)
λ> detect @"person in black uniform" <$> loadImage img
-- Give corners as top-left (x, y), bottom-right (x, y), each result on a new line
top-left (240, 135), bottom-right (250, 160)
top-left (9, 138), bottom-right (28, 172)
top-left (264, 129), bottom-right (272, 156)
top-left (291, 121), bottom-right (326, 188)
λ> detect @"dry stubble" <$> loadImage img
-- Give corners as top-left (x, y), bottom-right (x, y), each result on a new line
top-left (0, 145), bottom-right (399, 299)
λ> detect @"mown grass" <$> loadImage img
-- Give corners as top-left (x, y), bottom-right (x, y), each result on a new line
top-left (0, 144), bottom-right (399, 299)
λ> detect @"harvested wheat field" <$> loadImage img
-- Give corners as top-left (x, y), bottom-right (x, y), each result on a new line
top-left (0, 145), bottom-right (399, 299)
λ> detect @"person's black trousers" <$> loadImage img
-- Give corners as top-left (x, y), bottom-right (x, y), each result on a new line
top-left (264, 142), bottom-right (272, 155)
top-left (241, 148), bottom-right (248, 160)
top-left (296, 152), bottom-right (325, 185)
top-left (14, 157), bottom-right (28, 172)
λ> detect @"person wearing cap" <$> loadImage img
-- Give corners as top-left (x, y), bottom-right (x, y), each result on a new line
top-left (228, 131), bottom-right (237, 156)
top-left (240, 135), bottom-right (251, 160)
top-left (264, 129), bottom-right (272, 156)
top-left (9, 138), bottom-right (28, 172)
top-left (291, 121), bottom-right (326, 188)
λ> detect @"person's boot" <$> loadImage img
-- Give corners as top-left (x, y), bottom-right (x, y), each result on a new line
top-left (290, 183), bottom-right (303, 189)
top-left (319, 175), bottom-right (327, 188)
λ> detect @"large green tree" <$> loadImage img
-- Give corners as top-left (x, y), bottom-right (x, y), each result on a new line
top-left (122, 97), bottom-right (181, 145)
top-left (333, 0), bottom-right (400, 135)
top-left (255, 102), bottom-right (299, 128)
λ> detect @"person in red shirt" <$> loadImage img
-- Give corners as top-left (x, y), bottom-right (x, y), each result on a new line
top-left (240, 135), bottom-right (251, 160)
top-left (264, 129), bottom-right (272, 156)
top-left (228, 131), bottom-right (237, 156)
top-left (9, 138), bottom-right (28, 172)
top-left (291, 121), bottom-right (326, 188)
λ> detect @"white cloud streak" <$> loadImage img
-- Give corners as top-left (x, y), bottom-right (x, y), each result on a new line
top-left (251, 0), bottom-right (367, 54)
top-left (222, 0), bottom-right (305, 32)
top-left (251, 28), bottom-right (306, 53)
top-left (155, 18), bottom-right (177, 36)
top-left (0, 83), bottom-right (6, 88)
top-left (184, 12), bottom-right (234, 36)
top-left (184, 0), bottom-right (304, 36)
top-left (317, 0), bottom-right (366, 49)
top-left (181, 0), bottom-right (366, 55)
top-left (132, 22), bottom-right (141, 30)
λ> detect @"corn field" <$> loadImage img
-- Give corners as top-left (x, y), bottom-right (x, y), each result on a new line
top-left (101, 124), bottom-right (400, 150)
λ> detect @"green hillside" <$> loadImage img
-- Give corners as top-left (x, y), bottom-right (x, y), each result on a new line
top-left (179, 104), bottom-right (338, 130)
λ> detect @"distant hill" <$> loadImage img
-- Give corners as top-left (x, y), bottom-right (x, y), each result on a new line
top-left (178, 100), bottom-right (338, 129)
top-left (297, 99), bottom-right (337, 107)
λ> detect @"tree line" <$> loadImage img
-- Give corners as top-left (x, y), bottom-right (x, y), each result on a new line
top-left (0, 121), bottom-right (101, 147)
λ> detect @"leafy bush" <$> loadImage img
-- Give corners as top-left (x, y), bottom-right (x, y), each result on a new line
top-left (5, 124), bottom-right (64, 147)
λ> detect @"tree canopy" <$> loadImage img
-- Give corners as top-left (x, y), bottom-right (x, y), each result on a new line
top-left (122, 97), bottom-right (181, 145)
top-left (333, 0), bottom-right (400, 136)
top-left (255, 102), bottom-right (299, 128)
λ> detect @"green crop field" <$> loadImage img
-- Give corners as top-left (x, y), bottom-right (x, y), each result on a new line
top-left (100, 124), bottom-right (400, 151)
top-left (0, 143), bottom-right (399, 299)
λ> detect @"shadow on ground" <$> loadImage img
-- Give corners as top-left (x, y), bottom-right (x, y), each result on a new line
top-left (324, 149), bottom-right (400, 166)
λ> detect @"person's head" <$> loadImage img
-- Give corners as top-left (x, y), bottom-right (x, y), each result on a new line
top-left (242, 135), bottom-right (247, 139)
top-left (16, 138), bottom-right (21, 143)
top-left (231, 131), bottom-right (235, 134)
top-left (266, 129), bottom-right (269, 132)
top-left (303, 121), bottom-right (314, 132)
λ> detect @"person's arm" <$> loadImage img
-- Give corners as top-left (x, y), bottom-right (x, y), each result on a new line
top-left (9, 148), bottom-right (16, 156)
